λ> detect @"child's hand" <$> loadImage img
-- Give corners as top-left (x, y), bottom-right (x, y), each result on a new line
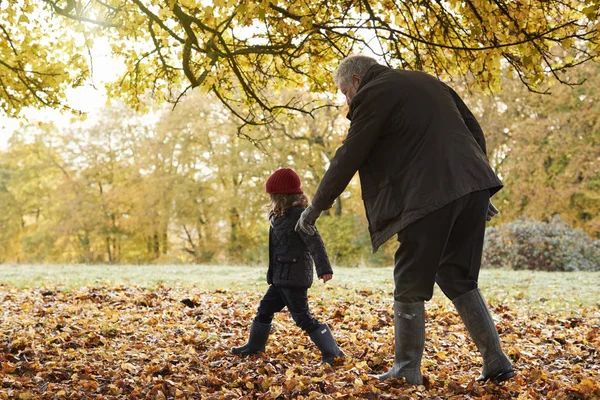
top-left (320, 274), bottom-right (333, 283)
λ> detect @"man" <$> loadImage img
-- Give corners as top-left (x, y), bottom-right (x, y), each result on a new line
top-left (296, 55), bottom-right (514, 384)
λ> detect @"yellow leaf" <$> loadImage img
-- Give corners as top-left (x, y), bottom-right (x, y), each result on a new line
top-left (180, 0), bottom-right (196, 8)
top-left (121, 362), bottom-right (137, 372)
top-left (269, 385), bottom-right (283, 398)
top-left (300, 16), bottom-right (313, 29)
top-left (575, 379), bottom-right (599, 395)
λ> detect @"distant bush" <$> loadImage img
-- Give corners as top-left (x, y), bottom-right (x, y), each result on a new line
top-left (317, 213), bottom-right (369, 267)
top-left (483, 216), bottom-right (600, 271)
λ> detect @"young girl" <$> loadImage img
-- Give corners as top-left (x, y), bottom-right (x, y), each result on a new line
top-left (231, 168), bottom-right (345, 364)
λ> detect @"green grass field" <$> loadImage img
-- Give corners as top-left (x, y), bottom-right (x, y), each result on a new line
top-left (0, 264), bottom-right (598, 314)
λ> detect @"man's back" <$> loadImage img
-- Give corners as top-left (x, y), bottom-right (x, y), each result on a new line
top-left (343, 65), bottom-right (502, 250)
top-left (353, 68), bottom-right (485, 167)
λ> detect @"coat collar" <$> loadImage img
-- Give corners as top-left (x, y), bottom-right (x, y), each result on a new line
top-left (358, 64), bottom-right (389, 91)
top-left (270, 205), bottom-right (304, 227)
top-left (346, 64), bottom-right (390, 121)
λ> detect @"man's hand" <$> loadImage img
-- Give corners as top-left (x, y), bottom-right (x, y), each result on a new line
top-left (319, 274), bottom-right (333, 283)
top-left (487, 201), bottom-right (499, 222)
top-left (295, 205), bottom-right (321, 235)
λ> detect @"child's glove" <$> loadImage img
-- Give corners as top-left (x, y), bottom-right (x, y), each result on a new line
top-left (295, 205), bottom-right (321, 235)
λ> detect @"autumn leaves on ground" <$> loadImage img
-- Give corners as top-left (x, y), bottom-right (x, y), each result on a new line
top-left (1, 267), bottom-right (599, 399)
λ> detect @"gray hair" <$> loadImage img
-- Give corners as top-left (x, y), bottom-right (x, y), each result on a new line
top-left (334, 55), bottom-right (379, 86)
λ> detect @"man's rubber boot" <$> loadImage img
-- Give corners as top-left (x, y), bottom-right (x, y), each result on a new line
top-left (309, 323), bottom-right (345, 364)
top-left (231, 319), bottom-right (271, 355)
top-left (377, 301), bottom-right (424, 384)
top-left (453, 288), bottom-right (514, 384)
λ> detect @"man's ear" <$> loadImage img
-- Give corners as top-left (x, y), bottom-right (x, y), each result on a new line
top-left (352, 73), bottom-right (362, 87)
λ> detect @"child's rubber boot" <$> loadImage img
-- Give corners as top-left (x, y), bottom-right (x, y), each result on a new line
top-left (231, 319), bottom-right (271, 355)
top-left (309, 323), bottom-right (345, 364)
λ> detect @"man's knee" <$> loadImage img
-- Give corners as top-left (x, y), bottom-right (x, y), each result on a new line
top-left (394, 283), bottom-right (434, 303)
top-left (394, 256), bottom-right (438, 303)
top-left (435, 275), bottom-right (477, 301)
top-left (394, 268), bottom-right (435, 302)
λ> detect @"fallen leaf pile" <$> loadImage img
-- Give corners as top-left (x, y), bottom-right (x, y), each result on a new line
top-left (0, 285), bottom-right (598, 399)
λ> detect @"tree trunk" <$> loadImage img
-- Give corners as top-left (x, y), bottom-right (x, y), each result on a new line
top-left (153, 232), bottom-right (160, 259)
top-left (106, 236), bottom-right (113, 264)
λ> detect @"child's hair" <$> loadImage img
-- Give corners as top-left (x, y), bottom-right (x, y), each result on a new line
top-left (270, 193), bottom-right (309, 216)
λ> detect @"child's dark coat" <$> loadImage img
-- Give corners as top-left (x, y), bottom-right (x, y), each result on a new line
top-left (267, 205), bottom-right (332, 288)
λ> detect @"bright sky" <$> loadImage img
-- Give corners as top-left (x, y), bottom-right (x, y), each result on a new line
top-left (0, 39), bottom-right (124, 149)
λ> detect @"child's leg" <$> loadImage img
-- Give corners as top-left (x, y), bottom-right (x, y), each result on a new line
top-left (278, 287), bottom-right (320, 333)
top-left (280, 287), bottom-right (344, 364)
top-left (231, 286), bottom-right (284, 355)
top-left (256, 285), bottom-right (286, 324)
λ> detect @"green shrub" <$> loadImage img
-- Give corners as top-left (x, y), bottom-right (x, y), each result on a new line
top-left (483, 216), bottom-right (600, 271)
top-left (317, 213), bottom-right (368, 267)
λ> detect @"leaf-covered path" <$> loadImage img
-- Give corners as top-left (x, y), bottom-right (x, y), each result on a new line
top-left (1, 285), bottom-right (598, 399)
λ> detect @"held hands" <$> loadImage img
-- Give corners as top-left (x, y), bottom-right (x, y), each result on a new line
top-left (319, 274), bottom-right (333, 283)
top-left (487, 201), bottom-right (499, 222)
top-left (295, 205), bottom-right (321, 235)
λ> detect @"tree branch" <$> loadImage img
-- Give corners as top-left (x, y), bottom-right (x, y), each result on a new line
top-left (43, 0), bottom-right (118, 27)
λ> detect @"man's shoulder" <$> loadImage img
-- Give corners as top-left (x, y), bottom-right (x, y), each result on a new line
top-left (360, 68), bottom-right (426, 93)
top-left (387, 69), bottom-right (442, 86)
top-left (360, 69), bottom-right (445, 102)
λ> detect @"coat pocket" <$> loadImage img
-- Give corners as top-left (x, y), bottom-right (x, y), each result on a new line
top-left (275, 254), bottom-right (301, 282)
top-left (362, 176), bottom-right (400, 231)
top-left (275, 254), bottom-right (300, 264)
top-left (361, 175), bottom-right (391, 200)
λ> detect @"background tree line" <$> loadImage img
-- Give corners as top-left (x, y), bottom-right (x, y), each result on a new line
top-left (1, 63), bottom-right (598, 266)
